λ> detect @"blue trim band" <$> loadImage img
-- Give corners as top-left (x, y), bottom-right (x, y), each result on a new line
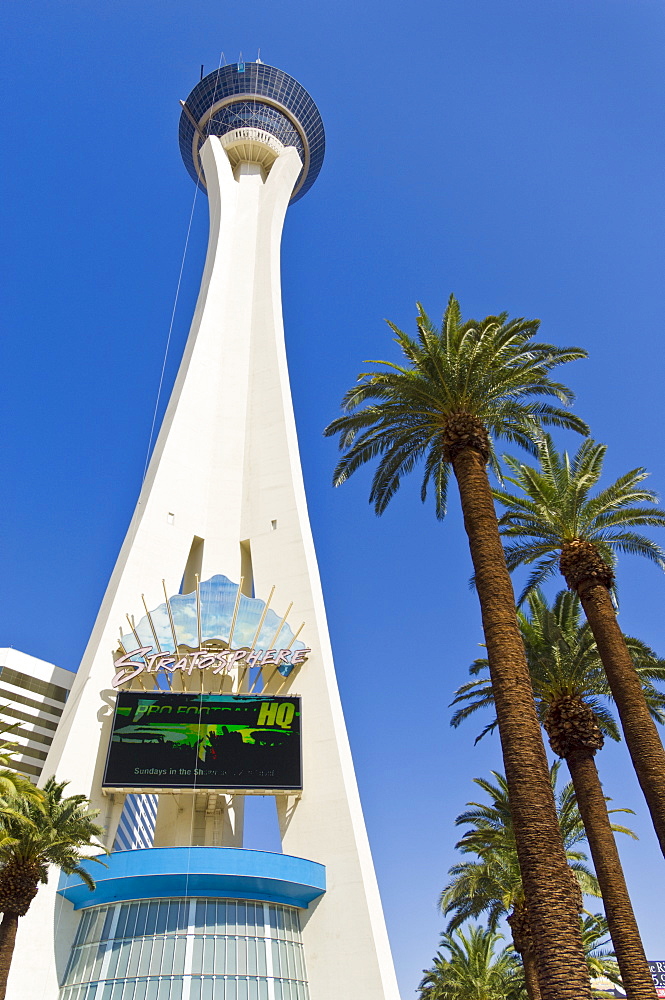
top-left (57, 847), bottom-right (326, 910)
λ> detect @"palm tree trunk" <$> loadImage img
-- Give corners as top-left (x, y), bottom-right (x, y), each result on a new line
top-left (577, 579), bottom-right (665, 857)
top-left (0, 912), bottom-right (20, 1000)
top-left (566, 749), bottom-right (656, 999)
top-left (508, 906), bottom-right (542, 1000)
top-left (452, 445), bottom-right (591, 1000)
top-left (522, 951), bottom-right (543, 1000)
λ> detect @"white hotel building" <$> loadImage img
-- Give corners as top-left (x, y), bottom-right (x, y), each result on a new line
top-left (0, 648), bottom-right (74, 782)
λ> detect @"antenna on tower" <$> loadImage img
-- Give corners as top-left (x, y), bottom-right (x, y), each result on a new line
top-left (238, 51), bottom-right (245, 72)
top-left (256, 48), bottom-right (262, 64)
top-left (200, 64), bottom-right (204, 80)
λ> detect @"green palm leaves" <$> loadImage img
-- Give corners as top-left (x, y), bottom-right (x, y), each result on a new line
top-left (580, 915), bottom-right (622, 997)
top-left (451, 590), bottom-right (665, 742)
top-left (0, 777), bottom-right (105, 907)
top-left (418, 925), bottom-right (525, 1000)
top-left (440, 768), bottom-right (599, 935)
top-left (492, 434), bottom-right (665, 859)
top-left (0, 777), bottom-right (104, 1000)
top-left (328, 290), bottom-right (665, 997)
top-left (451, 591), bottom-right (660, 998)
top-left (438, 768), bottom-right (614, 1000)
top-left (0, 729), bottom-right (42, 823)
top-left (325, 296), bottom-right (588, 518)
top-left (419, 921), bottom-right (621, 1000)
top-left (494, 435), bottom-right (665, 602)
top-left (327, 294), bottom-right (594, 998)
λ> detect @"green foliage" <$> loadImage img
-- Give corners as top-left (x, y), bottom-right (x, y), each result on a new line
top-left (451, 589), bottom-right (665, 743)
top-left (581, 914), bottom-right (622, 993)
top-left (418, 924), bottom-right (525, 1000)
top-left (324, 295), bottom-right (587, 517)
top-left (440, 766), bottom-right (600, 931)
top-left (436, 771), bottom-right (623, 997)
top-left (0, 777), bottom-right (106, 895)
top-left (0, 724), bottom-right (43, 830)
top-left (418, 918), bottom-right (621, 999)
top-left (492, 434), bottom-right (665, 602)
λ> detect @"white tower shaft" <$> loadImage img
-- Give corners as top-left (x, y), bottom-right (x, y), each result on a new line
top-left (11, 138), bottom-right (400, 1000)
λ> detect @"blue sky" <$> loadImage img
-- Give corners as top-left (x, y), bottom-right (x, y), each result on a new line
top-left (3, 0), bottom-right (665, 993)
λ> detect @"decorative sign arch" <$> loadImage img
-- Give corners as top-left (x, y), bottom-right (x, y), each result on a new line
top-left (113, 574), bottom-right (310, 692)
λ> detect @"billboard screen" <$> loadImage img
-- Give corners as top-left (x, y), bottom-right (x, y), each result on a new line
top-left (103, 692), bottom-right (302, 791)
top-left (653, 963), bottom-right (665, 999)
top-left (596, 963), bottom-right (665, 998)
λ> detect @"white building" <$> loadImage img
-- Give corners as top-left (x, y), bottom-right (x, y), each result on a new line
top-left (10, 61), bottom-right (400, 1000)
top-left (0, 648), bottom-right (74, 782)
top-left (0, 647), bottom-right (158, 852)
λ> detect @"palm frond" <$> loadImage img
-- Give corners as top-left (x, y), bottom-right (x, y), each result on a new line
top-left (451, 590), bottom-right (665, 833)
top-left (325, 298), bottom-right (587, 516)
top-left (493, 435), bottom-right (665, 600)
top-left (0, 777), bottom-right (107, 918)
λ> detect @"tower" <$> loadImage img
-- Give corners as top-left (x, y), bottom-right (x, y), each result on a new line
top-left (10, 62), bottom-right (401, 1000)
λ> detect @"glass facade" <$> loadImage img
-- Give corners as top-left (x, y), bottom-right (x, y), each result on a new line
top-left (0, 665), bottom-right (69, 703)
top-left (113, 795), bottom-right (158, 852)
top-left (208, 102), bottom-right (305, 165)
top-left (179, 63), bottom-right (325, 203)
top-left (59, 898), bottom-right (310, 1000)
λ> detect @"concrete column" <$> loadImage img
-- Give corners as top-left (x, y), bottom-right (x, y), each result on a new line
top-left (9, 136), bottom-right (400, 1000)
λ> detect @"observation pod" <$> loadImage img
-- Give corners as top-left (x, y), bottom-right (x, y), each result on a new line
top-left (9, 62), bottom-right (400, 1000)
top-left (179, 61), bottom-right (325, 202)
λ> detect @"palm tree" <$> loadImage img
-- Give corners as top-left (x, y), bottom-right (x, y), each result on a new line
top-left (418, 920), bottom-right (622, 1000)
top-left (441, 767), bottom-right (600, 1000)
top-left (0, 777), bottom-right (105, 1000)
top-left (0, 731), bottom-right (42, 821)
top-left (441, 846), bottom-right (532, 992)
top-left (493, 434), bottom-right (665, 858)
top-left (452, 591), bottom-right (661, 999)
top-left (418, 924), bottom-right (525, 1000)
top-left (325, 295), bottom-right (591, 999)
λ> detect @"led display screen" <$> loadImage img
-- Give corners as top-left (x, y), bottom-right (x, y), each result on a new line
top-left (103, 692), bottom-right (302, 791)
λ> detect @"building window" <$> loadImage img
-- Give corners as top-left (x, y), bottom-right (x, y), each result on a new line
top-left (0, 666), bottom-right (69, 703)
top-left (59, 898), bottom-right (310, 999)
top-left (0, 704), bottom-right (59, 732)
top-left (113, 795), bottom-right (158, 852)
top-left (0, 684), bottom-right (64, 717)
